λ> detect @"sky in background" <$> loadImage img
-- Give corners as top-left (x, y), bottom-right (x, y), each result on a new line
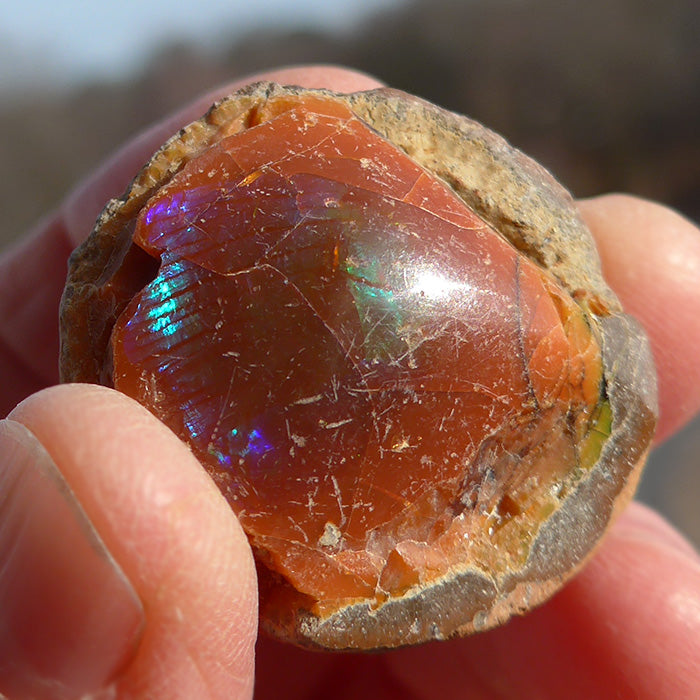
top-left (1, 0), bottom-right (404, 92)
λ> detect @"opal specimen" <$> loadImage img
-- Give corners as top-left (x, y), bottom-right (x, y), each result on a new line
top-left (60, 84), bottom-right (657, 650)
top-left (116, 96), bottom-right (604, 599)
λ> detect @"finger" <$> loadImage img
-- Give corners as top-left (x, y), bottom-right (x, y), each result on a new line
top-left (0, 418), bottom-right (143, 700)
top-left (0, 65), bottom-right (383, 417)
top-left (0, 217), bottom-right (76, 412)
top-left (578, 194), bottom-right (700, 442)
top-left (386, 502), bottom-right (700, 700)
top-left (8, 384), bottom-right (258, 700)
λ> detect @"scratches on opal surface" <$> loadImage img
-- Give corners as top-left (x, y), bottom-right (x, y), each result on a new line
top-left (109, 95), bottom-right (607, 603)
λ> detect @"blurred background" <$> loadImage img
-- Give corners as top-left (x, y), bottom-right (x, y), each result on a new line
top-left (1, 0), bottom-right (699, 546)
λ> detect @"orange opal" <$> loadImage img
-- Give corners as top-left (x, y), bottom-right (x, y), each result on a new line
top-left (111, 96), bottom-right (602, 600)
top-left (60, 84), bottom-right (657, 649)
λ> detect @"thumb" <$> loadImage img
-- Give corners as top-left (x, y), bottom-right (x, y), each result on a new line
top-left (3, 384), bottom-right (257, 700)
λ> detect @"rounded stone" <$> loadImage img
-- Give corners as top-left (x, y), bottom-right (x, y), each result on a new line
top-left (59, 83), bottom-right (657, 650)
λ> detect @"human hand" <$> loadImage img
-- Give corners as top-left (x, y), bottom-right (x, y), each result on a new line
top-left (1, 66), bottom-right (699, 700)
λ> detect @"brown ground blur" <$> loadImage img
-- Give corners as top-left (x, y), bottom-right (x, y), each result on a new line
top-left (1, 0), bottom-right (698, 545)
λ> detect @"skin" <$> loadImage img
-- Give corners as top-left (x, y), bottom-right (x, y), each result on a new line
top-left (1, 65), bottom-right (699, 700)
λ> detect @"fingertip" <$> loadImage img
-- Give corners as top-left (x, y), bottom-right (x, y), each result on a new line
top-left (10, 384), bottom-right (258, 700)
top-left (230, 63), bottom-right (384, 92)
top-left (579, 194), bottom-right (700, 441)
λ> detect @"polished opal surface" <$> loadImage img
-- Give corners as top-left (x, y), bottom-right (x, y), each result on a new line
top-left (110, 95), bottom-right (608, 607)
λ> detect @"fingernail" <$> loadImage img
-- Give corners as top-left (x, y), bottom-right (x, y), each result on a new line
top-left (0, 419), bottom-right (144, 700)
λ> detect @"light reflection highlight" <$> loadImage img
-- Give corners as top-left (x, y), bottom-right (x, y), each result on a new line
top-left (410, 269), bottom-right (468, 300)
